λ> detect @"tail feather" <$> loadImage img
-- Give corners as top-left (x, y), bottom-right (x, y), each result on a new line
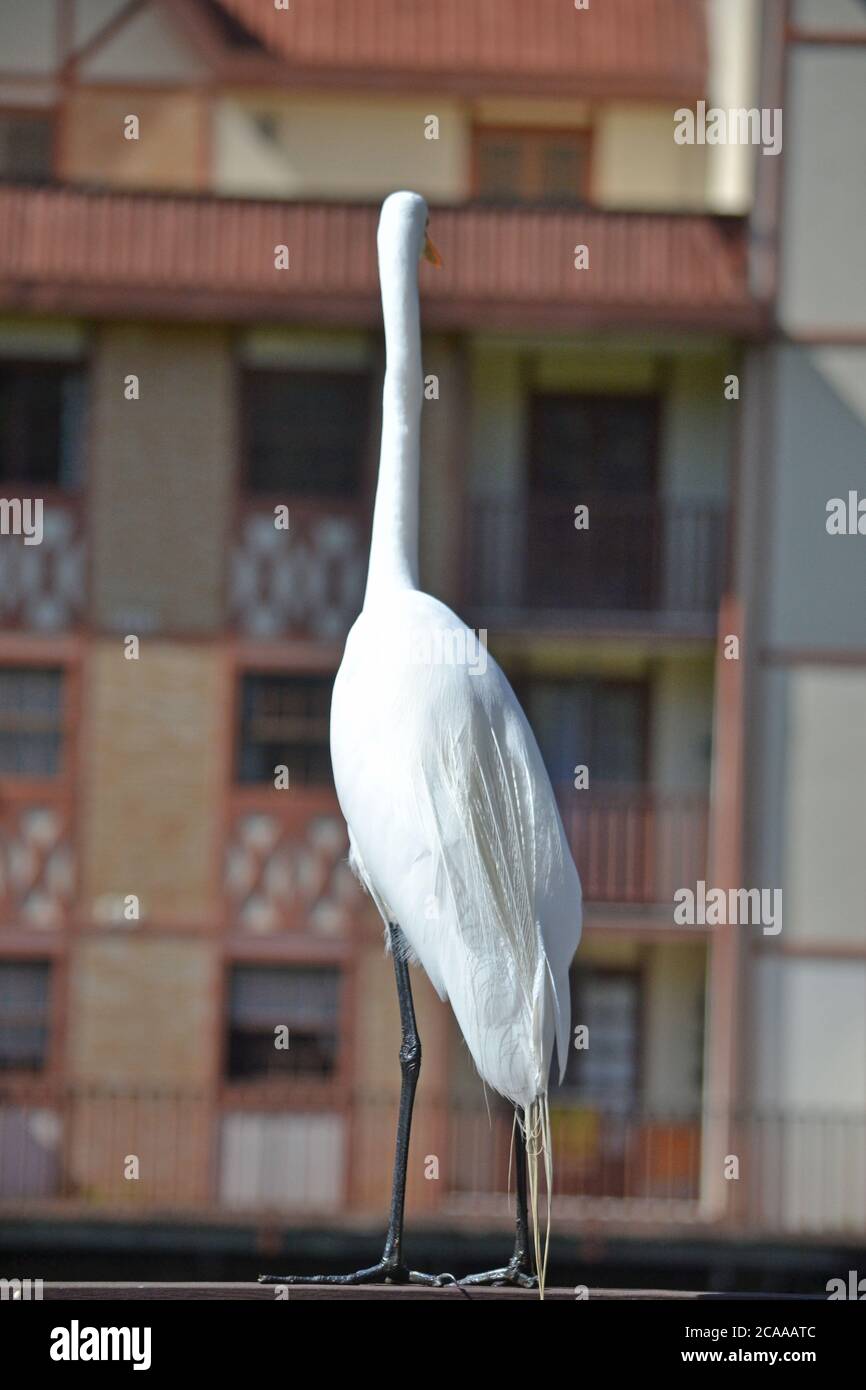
top-left (522, 1094), bottom-right (553, 1300)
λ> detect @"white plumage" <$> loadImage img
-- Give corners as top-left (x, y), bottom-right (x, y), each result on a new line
top-left (331, 191), bottom-right (583, 1117)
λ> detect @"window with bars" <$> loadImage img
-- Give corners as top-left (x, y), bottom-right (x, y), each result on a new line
top-left (474, 128), bottom-right (590, 205)
top-left (558, 967), bottom-right (642, 1109)
top-left (0, 961), bottom-right (51, 1071)
top-left (0, 362), bottom-right (85, 488)
top-left (0, 112), bottom-right (53, 182)
top-left (242, 369), bottom-right (371, 496)
top-left (237, 672), bottom-right (333, 786)
top-left (0, 667), bottom-right (64, 777)
top-left (226, 965), bottom-right (341, 1080)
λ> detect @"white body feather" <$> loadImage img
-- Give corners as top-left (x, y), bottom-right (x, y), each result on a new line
top-left (331, 590), bottom-right (582, 1109)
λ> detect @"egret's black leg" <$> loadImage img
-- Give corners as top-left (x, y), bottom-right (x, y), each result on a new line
top-left (259, 923), bottom-right (447, 1287)
top-left (457, 1113), bottom-right (538, 1288)
top-left (380, 922), bottom-right (422, 1272)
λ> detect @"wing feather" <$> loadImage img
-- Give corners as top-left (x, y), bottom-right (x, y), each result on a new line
top-left (331, 595), bottom-right (581, 1107)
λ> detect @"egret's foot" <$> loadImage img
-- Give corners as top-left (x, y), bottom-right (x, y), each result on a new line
top-left (457, 1260), bottom-right (538, 1289)
top-left (258, 1261), bottom-right (453, 1287)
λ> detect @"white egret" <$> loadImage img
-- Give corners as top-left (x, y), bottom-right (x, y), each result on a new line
top-left (260, 191), bottom-right (582, 1295)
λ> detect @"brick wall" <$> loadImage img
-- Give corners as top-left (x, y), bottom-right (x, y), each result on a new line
top-left (80, 642), bottom-right (226, 926)
top-left (88, 324), bottom-right (235, 636)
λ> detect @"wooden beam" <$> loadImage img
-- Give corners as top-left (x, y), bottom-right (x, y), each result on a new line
top-left (36, 1281), bottom-right (824, 1300)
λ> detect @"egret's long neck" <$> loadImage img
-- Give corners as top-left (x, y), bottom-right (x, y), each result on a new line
top-left (364, 232), bottom-right (422, 604)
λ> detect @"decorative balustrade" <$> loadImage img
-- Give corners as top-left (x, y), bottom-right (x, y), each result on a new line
top-left (0, 497), bottom-right (85, 632)
top-left (224, 789), bottom-right (364, 938)
top-left (229, 501), bottom-right (367, 641)
top-left (0, 783), bottom-right (74, 930)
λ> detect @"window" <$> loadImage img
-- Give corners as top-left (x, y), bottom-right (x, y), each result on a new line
top-left (526, 392), bottom-right (660, 610)
top-left (475, 128), bottom-right (590, 205)
top-left (0, 362), bottom-right (85, 488)
top-left (530, 393), bottom-right (659, 498)
top-left (0, 961), bottom-right (51, 1071)
top-left (0, 113), bottom-right (53, 182)
top-left (237, 673), bottom-right (333, 786)
top-left (0, 667), bottom-right (64, 777)
top-left (227, 965), bottom-right (341, 1080)
top-left (559, 968), bottom-right (641, 1108)
top-left (243, 369), bottom-right (371, 496)
top-left (519, 678), bottom-right (647, 789)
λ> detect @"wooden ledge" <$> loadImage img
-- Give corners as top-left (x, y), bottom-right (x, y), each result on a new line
top-left (31, 1283), bottom-right (824, 1301)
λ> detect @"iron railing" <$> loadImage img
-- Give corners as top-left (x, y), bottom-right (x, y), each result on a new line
top-left (1, 1083), bottom-right (863, 1239)
top-left (556, 785), bottom-right (709, 904)
top-left (465, 495), bottom-right (725, 624)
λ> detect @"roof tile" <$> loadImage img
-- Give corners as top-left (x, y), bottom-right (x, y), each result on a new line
top-left (0, 184), bottom-right (761, 331)
top-left (213, 0), bottom-right (707, 97)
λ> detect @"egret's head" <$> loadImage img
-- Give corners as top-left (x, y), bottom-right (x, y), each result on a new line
top-left (378, 190), bottom-right (442, 269)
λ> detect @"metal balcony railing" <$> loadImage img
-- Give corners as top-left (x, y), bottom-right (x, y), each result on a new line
top-left (1, 1083), bottom-right (864, 1240)
top-left (465, 495), bottom-right (726, 627)
top-left (556, 785), bottom-right (709, 905)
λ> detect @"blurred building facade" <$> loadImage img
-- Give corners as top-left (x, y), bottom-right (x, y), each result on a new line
top-left (0, 0), bottom-right (862, 1274)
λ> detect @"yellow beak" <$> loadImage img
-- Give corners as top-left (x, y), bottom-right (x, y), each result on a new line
top-left (423, 232), bottom-right (443, 268)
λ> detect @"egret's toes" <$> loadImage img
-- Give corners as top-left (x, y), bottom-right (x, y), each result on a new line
top-left (260, 1264), bottom-right (466, 1288)
top-left (457, 1265), bottom-right (538, 1288)
top-left (258, 1261), bottom-right (400, 1287)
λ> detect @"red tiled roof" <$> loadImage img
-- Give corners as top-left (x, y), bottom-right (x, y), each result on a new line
top-left (211, 0), bottom-right (708, 99)
top-left (0, 184), bottom-right (763, 332)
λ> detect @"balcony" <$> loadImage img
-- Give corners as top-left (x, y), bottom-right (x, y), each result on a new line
top-left (227, 493), bottom-right (727, 646)
top-left (466, 495), bottom-right (725, 633)
top-left (557, 786), bottom-right (709, 906)
top-left (222, 780), bottom-right (706, 931)
top-left (1, 1081), bottom-right (864, 1240)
